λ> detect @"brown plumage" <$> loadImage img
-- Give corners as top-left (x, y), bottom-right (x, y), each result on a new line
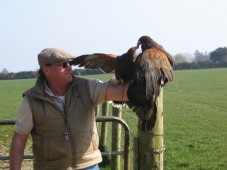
top-left (127, 35), bottom-right (174, 131)
top-left (71, 46), bottom-right (139, 85)
top-left (71, 36), bottom-right (173, 131)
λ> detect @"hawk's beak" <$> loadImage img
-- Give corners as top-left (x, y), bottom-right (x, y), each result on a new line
top-left (137, 41), bottom-right (141, 48)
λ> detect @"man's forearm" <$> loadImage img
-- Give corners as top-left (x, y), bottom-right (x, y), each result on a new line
top-left (105, 83), bottom-right (129, 102)
top-left (10, 132), bottom-right (28, 170)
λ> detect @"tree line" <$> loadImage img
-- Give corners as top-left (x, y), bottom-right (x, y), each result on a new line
top-left (174, 47), bottom-right (227, 70)
top-left (1, 47), bottom-right (227, 80)
top-left (0, 69), bottom-right (104, 80)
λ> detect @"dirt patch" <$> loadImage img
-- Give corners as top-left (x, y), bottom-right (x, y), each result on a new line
top-left (0, 137), bottom-right (33, 169)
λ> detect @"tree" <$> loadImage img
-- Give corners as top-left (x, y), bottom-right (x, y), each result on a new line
top-left (193, 50), bottom-right (210, 62)
top-left (1, 68), bottom-right (9, 74)
top-left (174, 53), bottom-right (193, 64)
top-left (210, 47), bottom-right (227, 63)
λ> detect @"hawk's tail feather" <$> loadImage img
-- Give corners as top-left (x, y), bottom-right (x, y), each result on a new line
top-left (130, 101), bottom-right (157, 131)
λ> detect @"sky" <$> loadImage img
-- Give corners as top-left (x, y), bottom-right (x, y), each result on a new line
top-left (0, 0), bottom-right (227, 72)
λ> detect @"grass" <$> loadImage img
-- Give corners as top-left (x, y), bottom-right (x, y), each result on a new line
top-left (164, 68), bottom-right (227, 169)
top-left (0, 68), bottom-right (227, 169)
top-left (0, 79), bottom-right (36, 119)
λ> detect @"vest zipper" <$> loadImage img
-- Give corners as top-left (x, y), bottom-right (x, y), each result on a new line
top-left (63, 102), bottom-right (77, 167)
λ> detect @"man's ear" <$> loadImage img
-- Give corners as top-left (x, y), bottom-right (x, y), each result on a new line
top-left (42, 66), bottom-right (50, 76)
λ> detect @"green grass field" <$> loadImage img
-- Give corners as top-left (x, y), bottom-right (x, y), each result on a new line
top-left (0, 68), bottom-right (226, 169)
top-left (163, 68), bottom-right (227, 170)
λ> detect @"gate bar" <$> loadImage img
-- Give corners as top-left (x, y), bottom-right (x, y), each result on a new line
top-left (0, 116), bottom-right (130, 170)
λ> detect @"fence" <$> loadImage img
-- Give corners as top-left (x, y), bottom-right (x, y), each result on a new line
top-left (0, 89), bottom-right (164, 170)
top-left (0, 115), bottom-right (130, 170)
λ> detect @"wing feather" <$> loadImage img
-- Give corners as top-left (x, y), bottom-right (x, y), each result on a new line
top-left (72, 53), bottom-right (117, 73)
top-left (141, 48), bottom-right (173, 99)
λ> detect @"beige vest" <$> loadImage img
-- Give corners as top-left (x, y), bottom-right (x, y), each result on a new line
top-left (24, 76), bottom-right (102, 170)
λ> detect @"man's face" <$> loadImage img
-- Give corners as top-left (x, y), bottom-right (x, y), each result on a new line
top-left (43, 61), bottom-right (73, 85)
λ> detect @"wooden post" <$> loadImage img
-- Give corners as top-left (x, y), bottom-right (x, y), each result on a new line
top-left (100, 103), bottom-right (109, 148)
top-left (137, 88), bottom-right (164, 170)
top-left (111, 107), bottom-right (122, 170)
top-left (99, 103), bottom-right (110, 167)
top-left (133, 137), bottom-right (139, 170)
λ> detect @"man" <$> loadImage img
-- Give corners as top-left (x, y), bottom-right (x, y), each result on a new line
top-left (9, 48), bottom-right (129, 170)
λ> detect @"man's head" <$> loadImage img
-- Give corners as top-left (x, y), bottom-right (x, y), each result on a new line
top-left (38, 48), bottom-right (75, 67)
top-left (38, 48), bottom-right (75, 85)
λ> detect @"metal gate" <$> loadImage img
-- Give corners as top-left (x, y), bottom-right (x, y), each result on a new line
top-left (0, 116), bottom-right (130, 170)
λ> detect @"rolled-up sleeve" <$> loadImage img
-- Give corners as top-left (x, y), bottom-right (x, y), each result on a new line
top-left (15, 96), bottom-right (33, 135)
top-left (88, 79), bottom-right (109, 105)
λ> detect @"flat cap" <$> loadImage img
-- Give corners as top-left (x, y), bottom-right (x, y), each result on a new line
top-left (38, 48), bottom-right (75, 66)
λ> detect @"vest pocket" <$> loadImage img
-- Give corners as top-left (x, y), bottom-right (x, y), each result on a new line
top-left (34, 137), bottom-right (71, 161)
top-left (75, 129), bottom-right (99, 156)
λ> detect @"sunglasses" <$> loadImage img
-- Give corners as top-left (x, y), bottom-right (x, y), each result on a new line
top-left (46, 60), bottom-right (74, 68)
top-left (60, 60), bottom-right (74, 68)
